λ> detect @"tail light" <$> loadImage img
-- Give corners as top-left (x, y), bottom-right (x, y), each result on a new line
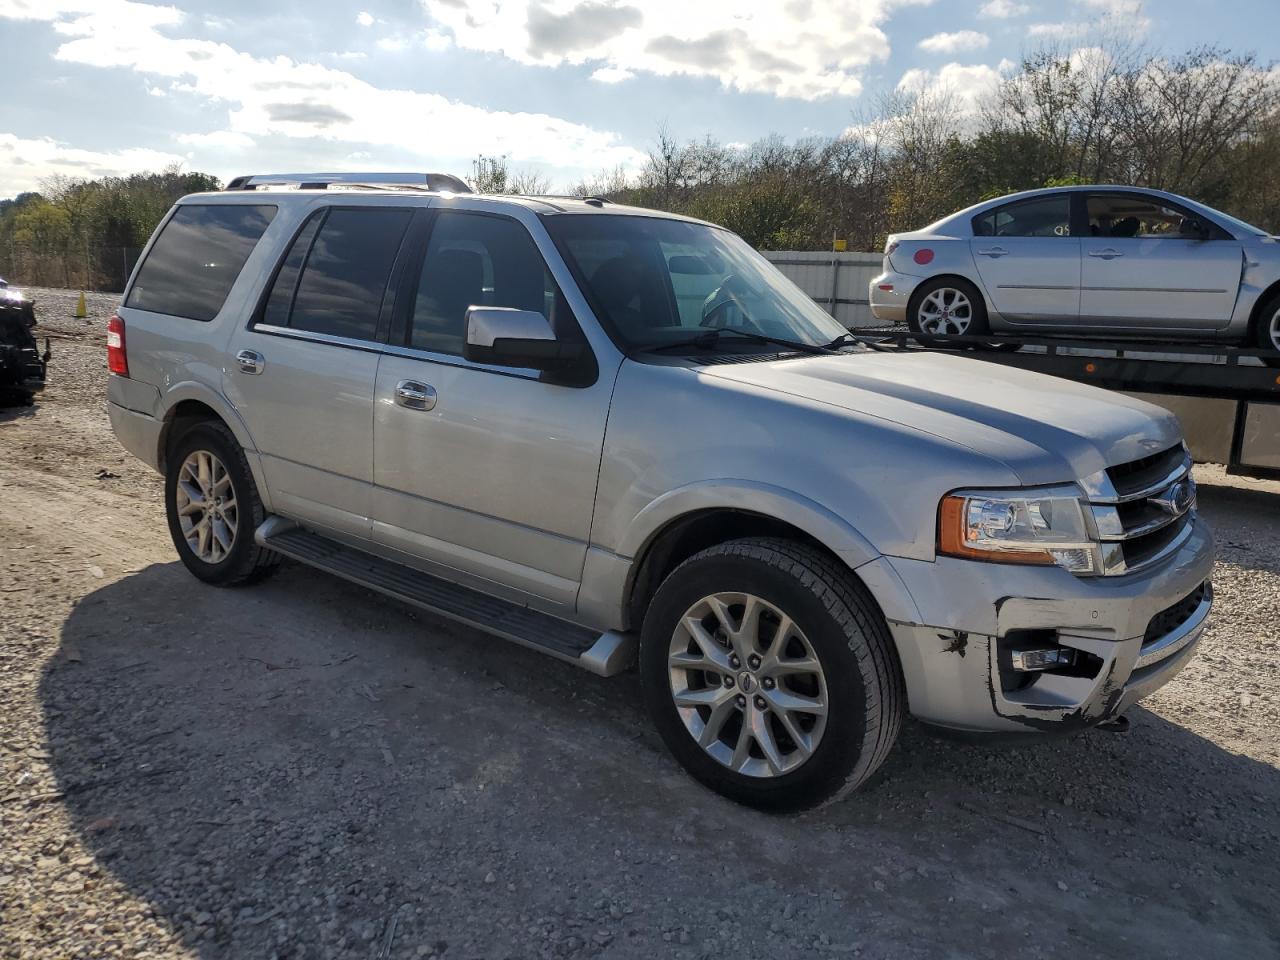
top-left (885, 240), bottom-right (900, 256)
top-left (107, 313), bottom-right (129, 376)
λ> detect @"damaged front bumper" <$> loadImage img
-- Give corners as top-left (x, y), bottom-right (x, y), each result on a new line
top-left (875, 515), bottom-right (1215, 733)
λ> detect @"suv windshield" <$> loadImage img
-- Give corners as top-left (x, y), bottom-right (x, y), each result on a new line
top-left (543, 214), bottom-right (848, 353)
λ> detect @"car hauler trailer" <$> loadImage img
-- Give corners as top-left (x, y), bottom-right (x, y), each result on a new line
top-left (861, 333), bottom-right (1280, 482)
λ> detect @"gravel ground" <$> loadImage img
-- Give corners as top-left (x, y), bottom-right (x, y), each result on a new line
top-left (2, 287), bottom-right (1279, 960)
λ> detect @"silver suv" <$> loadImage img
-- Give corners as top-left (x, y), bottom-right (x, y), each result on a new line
top-left (107, 173), bottom-right (1215, 810)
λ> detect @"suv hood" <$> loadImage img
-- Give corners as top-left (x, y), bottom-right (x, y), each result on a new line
top-left (699, 351), bottom-right (1181, 486)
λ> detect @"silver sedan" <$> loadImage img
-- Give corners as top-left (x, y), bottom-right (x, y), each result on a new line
top-left (869, 185), bottom-right (1280, 361)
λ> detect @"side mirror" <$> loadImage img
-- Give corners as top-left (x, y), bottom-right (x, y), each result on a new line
top-left (463, 306), bottom-right (586, 374)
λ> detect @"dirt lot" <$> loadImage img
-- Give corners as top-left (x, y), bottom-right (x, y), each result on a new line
top-left (2, 287), bottom-right (1279, 960)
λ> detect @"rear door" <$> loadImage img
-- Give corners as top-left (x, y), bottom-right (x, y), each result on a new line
top-left (969, 193), bottom-right (1080, 324)
top-left (371, 208), bottom-right (611, 613)
top-left (1079, 192), bottom-right (1242, 331)
top-left (225, 204), bottom-right (415, 542)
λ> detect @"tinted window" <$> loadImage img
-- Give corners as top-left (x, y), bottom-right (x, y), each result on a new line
top-left (408, 212), bottom-right (570, 355)
top-left (261, 213), bottom-right (322, 328)
top-left (126, 204), bottom-right (275, 321)
top-left (287, 208), bottom-right (412, 340)
top-left (1086, 193), bottom-right (1224, 239)
top-left (973, 196), bottom-right (1071, 238)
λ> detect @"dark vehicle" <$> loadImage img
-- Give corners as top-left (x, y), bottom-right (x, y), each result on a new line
top-left (0, 280), bottom-right (49, 405)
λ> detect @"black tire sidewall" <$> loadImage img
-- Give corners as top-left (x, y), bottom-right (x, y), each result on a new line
top-left (907, 276), bottom-right (990, 344)
top-left (639, 549), bottom-right (875, 811)
top-left (164, 424), bottom-right (259, 585)
top-left (1254, 296), bottom-right (1280, 367)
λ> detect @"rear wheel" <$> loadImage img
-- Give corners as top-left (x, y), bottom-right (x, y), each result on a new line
top-left (639, 538), bottom-right (904, 811)
top-left (1252, 294), bottom-right (1280, 368)
top-left (907, 277), bottom-right (989, 347)
top-left (165, 420), bottom-right (281, 586)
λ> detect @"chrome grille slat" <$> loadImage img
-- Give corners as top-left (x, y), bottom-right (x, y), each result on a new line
top-left (1083, 444), bottom-right (1196, 576)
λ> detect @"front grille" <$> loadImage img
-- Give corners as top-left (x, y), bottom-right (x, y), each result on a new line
top-left (1143, 581), bottom-right (1209, 645)
top-left (1085, 443), bottom-right (1195, 576)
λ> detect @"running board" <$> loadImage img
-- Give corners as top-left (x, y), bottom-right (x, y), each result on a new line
top-left (254, 520), bottom-right (635, 677)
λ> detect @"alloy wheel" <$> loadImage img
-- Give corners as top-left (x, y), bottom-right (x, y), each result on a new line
top-left (174, 450), bottom-right (238, 563)
top-left (667, 592), bottom-right (828, 778)
top-left (1269, 305), bottom-right (1280, 352)
top-left (917, 287), bottom-right (973, 335)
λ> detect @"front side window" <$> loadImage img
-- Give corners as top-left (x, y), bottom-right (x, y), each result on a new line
top-left (127, 204), bottom-right (276, 321)
top-left (408, 211), bottom-right (572, 356)
top-left (973, 196), bottom-right (1071, 238)
top-left (264, 207), bottom-right (413, 341)
top-left (1086, 194), bottom-right (1222, 239)
top-left (543, 214), bottom-right (848, 353)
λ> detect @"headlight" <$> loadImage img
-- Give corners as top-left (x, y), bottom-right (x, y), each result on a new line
top-left (939, 486), bottom-right (1097, 573)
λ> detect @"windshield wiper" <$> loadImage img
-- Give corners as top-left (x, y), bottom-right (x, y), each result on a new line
top-left (824, 331), bottom-right (898, 352)
top-left (644, 327), bottom-right (836, 357)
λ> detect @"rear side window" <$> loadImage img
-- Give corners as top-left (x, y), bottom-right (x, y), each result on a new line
top-left (126, 204), bottom-right (276, 321)
top-left (973, 195), bottom-right (1072, 238)
top-left (263, 207), bottom-right (412, 341)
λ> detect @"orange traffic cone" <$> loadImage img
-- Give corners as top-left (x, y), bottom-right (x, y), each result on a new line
top-left (74, 291), bottom-right (87, 319)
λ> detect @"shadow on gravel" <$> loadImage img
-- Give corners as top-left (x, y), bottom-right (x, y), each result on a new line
top-left (0, 394), bottom-right (39, 416)
top-left (40, 561), bottom-right (1280, 959)
top-left (1195, 481), bottom-right (1280, 575)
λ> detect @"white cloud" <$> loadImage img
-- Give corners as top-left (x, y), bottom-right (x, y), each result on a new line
top-left (175, 130), bottom-right (255, 148)
top-left (1, 0), bottom-right (645, 181)
top-left (897, 61), bottom-right (1005, 111)
top-left (356, 10), bottom-right (374, 27)
top-left (591, 65), bottom-right (634, 83)
top-left (419, 0), bottom-right (913, 100)
top-left (0, 132), bottom-right (186, 195)
top-left (376, 35), bottom-right (409, 51)
top-left (979, 0), bottom-right (1029, 16)
top-left (1027, 21), bottom-right (1087, 39)
top-left (918, 30), bottom-right (989, 54)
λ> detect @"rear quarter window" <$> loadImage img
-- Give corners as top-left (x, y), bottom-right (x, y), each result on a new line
top-left (126, 204), bottom-right (276, 321)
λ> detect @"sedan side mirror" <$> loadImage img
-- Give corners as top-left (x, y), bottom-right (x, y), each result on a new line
top-left (464, 306), bottom-right (588, 376)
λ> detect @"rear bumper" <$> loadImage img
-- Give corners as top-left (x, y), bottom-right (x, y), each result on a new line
top-left (868, 271), bottom-right (921, 324)
top-left (108, 399), bottom-right (162, 471)
top-left (874, 515), bottom-right (1215, 733)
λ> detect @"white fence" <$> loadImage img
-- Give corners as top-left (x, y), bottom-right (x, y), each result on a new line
top-left (761, 251), bottom-right (884, 329)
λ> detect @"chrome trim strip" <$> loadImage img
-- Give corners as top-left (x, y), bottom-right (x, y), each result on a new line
top-left (1080, 286), bottom-right (1229, 294)
top-left (1106, 517), bottom-right (1195, 576)
top-left (251, 322), bottom-right (384, 354)
top-left (1081, 452), bottom-right (1192, 504)
top-left (1135, 587), bottom-right (1212, 670)
top-left (1091, 504), bottom-right (1182, 542)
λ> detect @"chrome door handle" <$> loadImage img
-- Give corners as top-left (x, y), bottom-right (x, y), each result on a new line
top-left (1088, 248), bottom-right (1123, 259)
top-left (395, 380), bottom-right (436, 411)
top-left (235, 349), bottom-right (264, 375)
top-left (976, 247), bottom-right (1008, 258)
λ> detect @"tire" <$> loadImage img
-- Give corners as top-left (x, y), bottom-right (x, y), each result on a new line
top-left (907, 276), bottom-right (990, 347)
top-left (164, 419), bottom-right (281, 586)
top-left (639, 537), bottom-right (904, 811)
top-left (1251, 294), bottom-right (1280, 368)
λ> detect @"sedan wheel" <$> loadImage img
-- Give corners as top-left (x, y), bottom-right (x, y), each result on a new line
top-left (916, 287), bottom-right (973, 335)
top-left (668, 591), bottom-right (828, 778)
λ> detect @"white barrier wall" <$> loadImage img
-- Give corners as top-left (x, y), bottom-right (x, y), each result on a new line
top-left (761, 251), bottom-right (884, 329)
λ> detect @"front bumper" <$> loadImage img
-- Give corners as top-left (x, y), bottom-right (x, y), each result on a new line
top-left (873, 515), bottom-right (1215, 733)
top-left (868, 271), bottom-right (922, 323)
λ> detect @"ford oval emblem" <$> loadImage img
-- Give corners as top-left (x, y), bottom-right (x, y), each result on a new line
top-left (1152, 478), bottom-right (1195, 517)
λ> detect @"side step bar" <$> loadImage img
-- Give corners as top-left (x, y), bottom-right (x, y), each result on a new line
top-left (255, 519), bottom-right (635, 677)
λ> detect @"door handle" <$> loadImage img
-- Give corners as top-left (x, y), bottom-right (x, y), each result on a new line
top-left (395, 380), bottom-right (436, 411)
top-left (976, 247), bottom-right (1008, 258)
top-left (1088, 248), bottom-right (1123, 259)
top-left (235, 349), bottom-right (264, 375)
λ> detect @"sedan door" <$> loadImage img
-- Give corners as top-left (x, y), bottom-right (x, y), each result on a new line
top-left (371, 208), bottom-right (614, 615)
top-left (225, 204), bottom-right (415, 541)
top-left (969, 193), bottom-right (1080, 325)
top-left (1079, 192), bottom-right (1242, 331)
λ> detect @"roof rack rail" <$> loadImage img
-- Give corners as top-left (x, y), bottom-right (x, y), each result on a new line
top-left (224, 172), bottom-right (473, 193)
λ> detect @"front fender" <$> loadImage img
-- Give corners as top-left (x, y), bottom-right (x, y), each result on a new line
top-left (619, 479), bottom-right (881, 568)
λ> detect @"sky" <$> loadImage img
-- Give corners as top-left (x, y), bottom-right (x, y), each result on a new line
top-left (0, 0), bottom-right (1276, 198)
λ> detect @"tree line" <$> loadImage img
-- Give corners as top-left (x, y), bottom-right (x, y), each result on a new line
top-left (0, 41), bottom-right (1275, 291)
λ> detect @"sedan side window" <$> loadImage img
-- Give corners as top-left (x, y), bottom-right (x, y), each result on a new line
top-left (973, 196), bottom-right (1072, 238)
top-left (1086, 194), bottom-right (1224, 239)
top-left (408, 211), bottom-right (574, 356)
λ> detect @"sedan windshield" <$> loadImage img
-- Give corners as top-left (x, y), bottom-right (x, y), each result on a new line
top-left (542, 214), bottom-right (849, 353)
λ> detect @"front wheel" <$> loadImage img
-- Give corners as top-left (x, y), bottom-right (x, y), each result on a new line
top-left (639, 538), bottom-right (904, 811)
top-left (1252, 294), bottom-right (1280, 368)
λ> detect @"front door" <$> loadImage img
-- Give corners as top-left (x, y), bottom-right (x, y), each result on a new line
top-left (371, 209), bottom-right (613, 613)
top-left (226, 204), bottom-right (415, 541)
top-left (969, 193), bottom-right (1081, 324)
top-left (1079, 192), bottom-right (1242, 330)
